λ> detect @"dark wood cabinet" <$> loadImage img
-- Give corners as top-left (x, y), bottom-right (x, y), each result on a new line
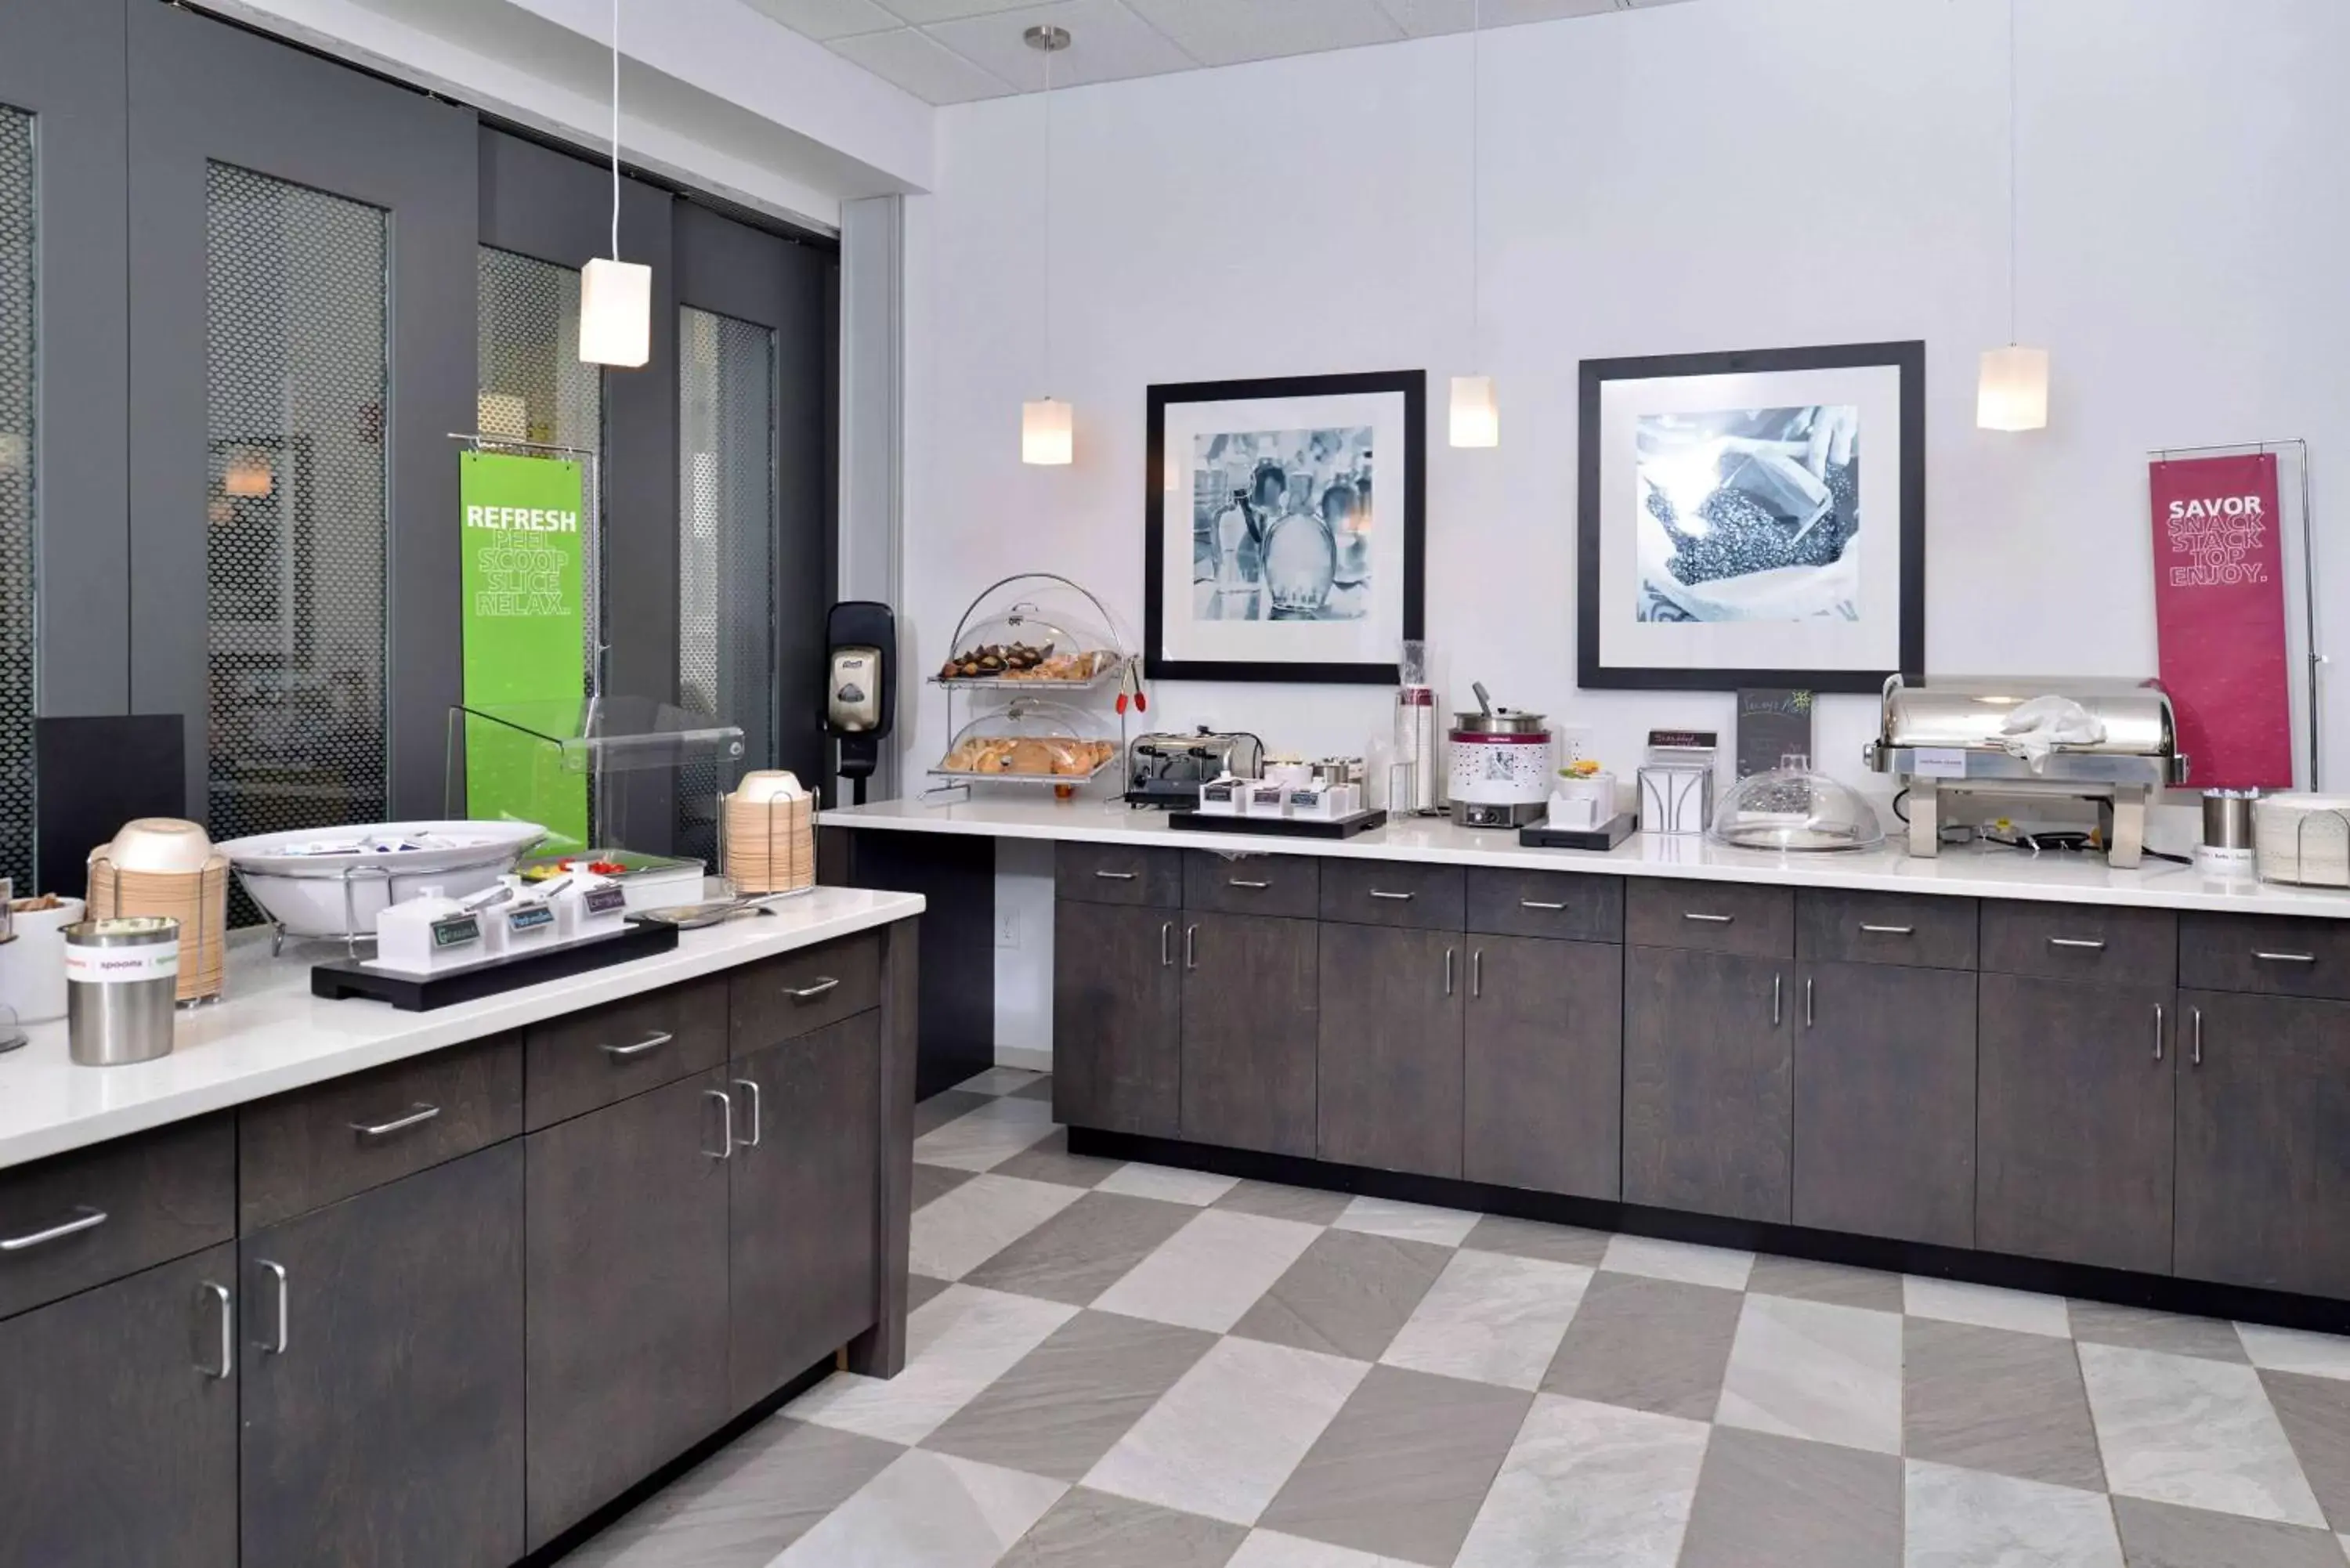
top-left (2175, 989), bottom-right (2350, 1297)
top-left (1464, 935), bottom-right (1622, 1199)
top-left (238, 1144), bottom-right (524, 1568)
top-left (1318, 923), bottom-right (1464, 1178)
top-left (1977, 974), bottom-right (2175, 1274)
top-left (1624, 945), bottom-right (1791, 1223)
top-left (1792, 961), bottom-right (1976, 1247)
top-left (0, 1243), bottom-right (240, 1568)
top-left (523, 1068), bottom-right (732, 1548)
top-left (1052, 900), bottom-right (1180, 1136)
top-left (1180, 912), bottom-right (1318, 1158)
top-left (729, 1013), bottom-right (883, 1411)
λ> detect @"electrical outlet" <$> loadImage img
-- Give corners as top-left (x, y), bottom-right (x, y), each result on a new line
top-left (995, 909), bottom-right (1021, 949)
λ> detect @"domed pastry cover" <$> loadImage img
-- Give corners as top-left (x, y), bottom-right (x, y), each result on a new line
top-left (1708, 755), bottom-right (1886, 852)
top-left (935, 698), bottom-right (1119, 781)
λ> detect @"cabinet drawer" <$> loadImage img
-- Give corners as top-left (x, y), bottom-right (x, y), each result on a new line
top-left (1625, 878), bottom-right (1793, 957)
top-left (0, 1115), bottom-right (235, 1321)
top-left (1979, 901), bottom-right (2176, 985)
top-left (2178, 913), bottom-right (2350, 1001)
top-left (526, 977), bottom-right (730, 1130)
top-left (1318, 858), bottom-right (1465, 930)
top-left (1184, 851), bottom-right (1318, 919)
top-left (1466, 869), bottom-right (1623, 942)
top-left (1055, 842), bottom-right (1182, 908)
top-left (1796, 890), bottom-right (1977, 970)
top-left (729, 932), bottom-right (884, 1055)
top-left (239, 1033), bottom-right (523, 1230)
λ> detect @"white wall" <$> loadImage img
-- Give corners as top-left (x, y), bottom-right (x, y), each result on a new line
top-left (902, 0), bottom-right (2350, 1057)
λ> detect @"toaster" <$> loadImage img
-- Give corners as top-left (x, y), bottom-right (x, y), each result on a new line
top-left (1126, 728), bottom-right (1265, 809)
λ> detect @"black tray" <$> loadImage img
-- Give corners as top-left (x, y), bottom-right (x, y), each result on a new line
top-left (1517, 813), bottom-right (1636, 851)
top-left (1168, 808), bottom-right (1388, 840)
top-left (311, 919), bottom-right (680, 1011)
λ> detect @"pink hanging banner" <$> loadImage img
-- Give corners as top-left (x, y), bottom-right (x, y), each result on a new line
top-left (2148, 453), bottom-right (2294, 789)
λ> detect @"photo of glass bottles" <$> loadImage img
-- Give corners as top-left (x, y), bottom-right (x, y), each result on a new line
top-left (1188, 426), bottom-right (1375, 623)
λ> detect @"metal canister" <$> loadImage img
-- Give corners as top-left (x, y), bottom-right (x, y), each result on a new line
top-left (2202, 789), bottom-right (2258, 851)
top-left (64, 916), bottom-right (179, 1067)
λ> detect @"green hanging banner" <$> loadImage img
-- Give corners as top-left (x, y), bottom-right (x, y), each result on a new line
top-left (459, 450), bottom-right (589, 852)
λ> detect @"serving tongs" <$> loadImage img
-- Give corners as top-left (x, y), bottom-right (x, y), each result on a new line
top-left (634, 891), bottom-right (802, 930)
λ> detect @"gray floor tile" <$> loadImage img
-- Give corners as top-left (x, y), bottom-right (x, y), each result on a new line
top-left (1000, 1487), bottom-right (1247, 1566)
top-left (1231, 1228), bottom-right (1451, 1363)
top-left (1009, 1075), bottom-right (1058, 1102)
top-left (993, 1128), bottom-right (1125, 1189)
top-left (923, 1310), bottom-right (1218, 1482)
top-left (773, 1447), bottom-right (1066, 1567)
top-left (2071, 1299), bottom-right (2252, 1363)
top-left (909, 1274), bottom-right (950, 1314)
top-left (1539, 1269), bottom-right (1743, 1421)
top-left (1258, 1365), bottom-right (1532, 1566)
top-left (916, 1163), bottom-right (976, 1211)
top-left (1747, 1253), bottom-right (1905, 1312)
top-left (915, 1089), bottom-right (994, 1137)
top-left (1675, 1426), bottom-right (1904, 1568)
top-left (1216, 1180), bottom-right (1354, 1227)
top-left (2262, 1368), bottom-right (2350, 1531)
top-left (1459, 1213), bottom-right (1613, 1267)
top-left (1905, 1317), bottom-right (2107, 1492)
top-left (964, 1191), bottom-right (1199, 1306)
top-left (2112, 1496), bottom-right (2350, 1568)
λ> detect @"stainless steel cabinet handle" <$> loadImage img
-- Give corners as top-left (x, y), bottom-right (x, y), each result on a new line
top-left (258, 1260), bottom-right (288, 1355)
top-left (2192, 1007), bottom-right (2204, 1067)
top-left (1773, 973), bottom-right (1783, 1026)
top-left (1685, 912), bottom-right (1734, 925)
top-left (1520, 900), bottom-right (1567, 912)
top-left (2049, 937), bottom-right (2107, 952)
top-left (1859, 924), bottom-right (1914, 936)
top-left (1094, 869), bottom-right (1137, 881)
top-left (1368, 890), bottom-right (1415, 901)
top-left (732, 1078), bottom-right (762, 1147)
top-left (1444, 948), bottom-right (1455, 997)
top-left (2153, 1003), bottom-right (2165, 1062)
top-left (198, 1282), bottom-right (233, 1380)
top-left (783, 977), bottom-right (841, 1001)
top-left (1806, 975), bottom-right (1815, 1028)
top-left (1185, 923), bottom-right (1198, 970)
top-left (2254, 951), bottom-right (2317, 964)
top-left (1161, 921), bottom-right (1173, 968)
top-left (704, 1089), bottom-right (734, 1160)
top-left (1229, 879), bottom-right (1271, 890)
top-left (0, 1205), bottom-right (107, 1252)
top-left (349, 1104), bottom-right (440, 1140)
top-left (1472, 949), bottom-right (1483, 999)
top-left (602, 1031), bottom-right (673, 1059)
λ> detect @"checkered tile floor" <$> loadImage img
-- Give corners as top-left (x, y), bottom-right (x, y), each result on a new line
top-left (567, 1068), bottom-right (2350, 1568)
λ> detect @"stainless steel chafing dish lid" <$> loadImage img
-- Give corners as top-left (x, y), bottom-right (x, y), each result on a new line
top-left (1864, 674), bottom-right (2187, 782)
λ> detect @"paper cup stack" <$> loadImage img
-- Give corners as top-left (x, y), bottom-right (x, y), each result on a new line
top-left (87, 818), bottom-right (230, 1004)
top-left (723, 772), bottom-right (815, 894)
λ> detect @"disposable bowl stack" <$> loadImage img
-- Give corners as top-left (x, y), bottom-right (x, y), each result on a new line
top-left (723, 772), bottom-right (815, 895)
top-left (86, 818), bottom-right (230, 1003)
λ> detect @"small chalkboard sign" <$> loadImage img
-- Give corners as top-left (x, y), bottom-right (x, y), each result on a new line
top-left (1736, 689), bottom-right (1815, 779)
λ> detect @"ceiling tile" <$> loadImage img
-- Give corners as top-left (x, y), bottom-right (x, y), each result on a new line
top-left (739, 0), bottom-right (902, 39)
top-left (828, 27), bottom-right (1018, 102)
top-left (924, 0), bottom-right (1197, 91)
top-left (1378, 0), bottom-right (1619, 38)
top-left (1129, 0), bottom-right (1401, 67)
top-left (877, 0), bottom-right (1063, 24)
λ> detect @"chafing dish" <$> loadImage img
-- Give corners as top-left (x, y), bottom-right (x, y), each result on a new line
top-left (1126, 728), bottom-right (1265, 809)
top-left (1863, 675), bottom-right (2189, 867)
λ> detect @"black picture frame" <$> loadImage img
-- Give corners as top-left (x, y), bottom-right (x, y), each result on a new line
top-left (1576, 341), bottom-right (1925, 694)
top-left (1145, 370), bottom-right (1425, 685)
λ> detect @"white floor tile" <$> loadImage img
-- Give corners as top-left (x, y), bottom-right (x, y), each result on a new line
top-left (1331, 1195), bottom-right (1480, 1247)
top-left (1904, 1459), bottom-right (2124, 1567)
top-left (909, 1172), bottom-right (1083, 1281)
top-left (1228, 1530), bottom-right (1421, 1567)
top-left (912, 1095), bottom-right (1057, 1172)
top-left (1600, 1234), bottom-right (1754, 1292)
top-left (1095, 1163), bottom-right (1242, 1206)
top-left (2077, 1342), bottom-right (2326, 1527)
top-left (1379, 1249), bottom-right (1593, 1391)
top-left (1091, 1209), bottom-right (1322, 1333)
top-left (2238, 1322), bottom-right (2350, 1381)
top-left (1083, 1337), bottom-right (1368, 1526)
top-left (1454, 1393), bottom-right (1710, 1568)
top-left (1716, 1294), bottom-right (1904, 1455)
top-left (786, 1284), bottom-right (1076, 1445)
top-left (1904, 1276), bottom-right (2073, 1339)
top-left (773, 1449), bottom-right (1065, 1568)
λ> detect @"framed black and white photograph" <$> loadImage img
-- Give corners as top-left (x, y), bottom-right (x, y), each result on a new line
top-left (1578, 341), bottom-right (1924, 692)
top-left (1146, 370), bottom-right (1423, 684)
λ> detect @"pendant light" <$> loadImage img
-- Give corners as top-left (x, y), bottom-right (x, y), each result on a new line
top-left (1978, 0), bottom-right (2047, 431)
top-left (1021, 24), bottom-right (1074, 465)
top-left (1449, 0), bottom-right (1496, 449)
top-left (580, 0), bottom-right (651, 368)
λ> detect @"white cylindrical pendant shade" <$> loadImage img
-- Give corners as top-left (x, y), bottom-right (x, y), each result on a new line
top-left (1449, 375), bottom-right (1499, 449)
top-left (580, 257), bottom-right (653, 368)
top-left (1977, 345), bottom-right (2049, 432)
top-left (1022, 398), bottom-right (1074, 465)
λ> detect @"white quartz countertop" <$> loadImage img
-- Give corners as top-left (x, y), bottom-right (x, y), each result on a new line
top-left (819, 797), bottom-right (2350, 921)
top-left (0, 886), bottom-right (924, 1171)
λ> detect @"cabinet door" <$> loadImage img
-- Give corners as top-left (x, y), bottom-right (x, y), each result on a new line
top-left (1624, 946), bottom-right (1791, 1223)
top-left (1978, 974), bottom-right (2174, 1274)
top-left (525, 1069), bottom-right (732, 1548)
top-left (1180, 912), bottom-right (1318, 1158)
top-left (0, 1244), bottom-right (239, 1568)
top-left (1793, 961), bottom-right (1976, 1248)
top-left (1052, 901), bottom-right (1180, 1136)
top-left (2175, 989), bottom-right (2350, 1296)
top-left (730, 1013), bottom-right (882, 1411)
top-left (1465, 936), bottom-right (1622, 1199)
top-left (240, 1144), bottom-right (524, 1568)
top-left (1318, 923), bottom-right (1464, 1178)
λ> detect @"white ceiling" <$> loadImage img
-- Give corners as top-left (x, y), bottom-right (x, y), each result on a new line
top-left (742, 0), bottom-right (1695, 104)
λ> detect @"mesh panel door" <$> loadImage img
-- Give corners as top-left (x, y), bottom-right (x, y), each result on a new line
top-left (204, 161), bottom-right (389, 894)
top-left (0, 107), bottom-right (33, 892)
top-left (678, 305), bottom-right (776, 864)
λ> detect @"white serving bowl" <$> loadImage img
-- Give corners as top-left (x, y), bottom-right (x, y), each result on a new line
top-left (215, 819), bottom-right (548, 939)
top-left (100, 818), bottom-right (216, 876)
